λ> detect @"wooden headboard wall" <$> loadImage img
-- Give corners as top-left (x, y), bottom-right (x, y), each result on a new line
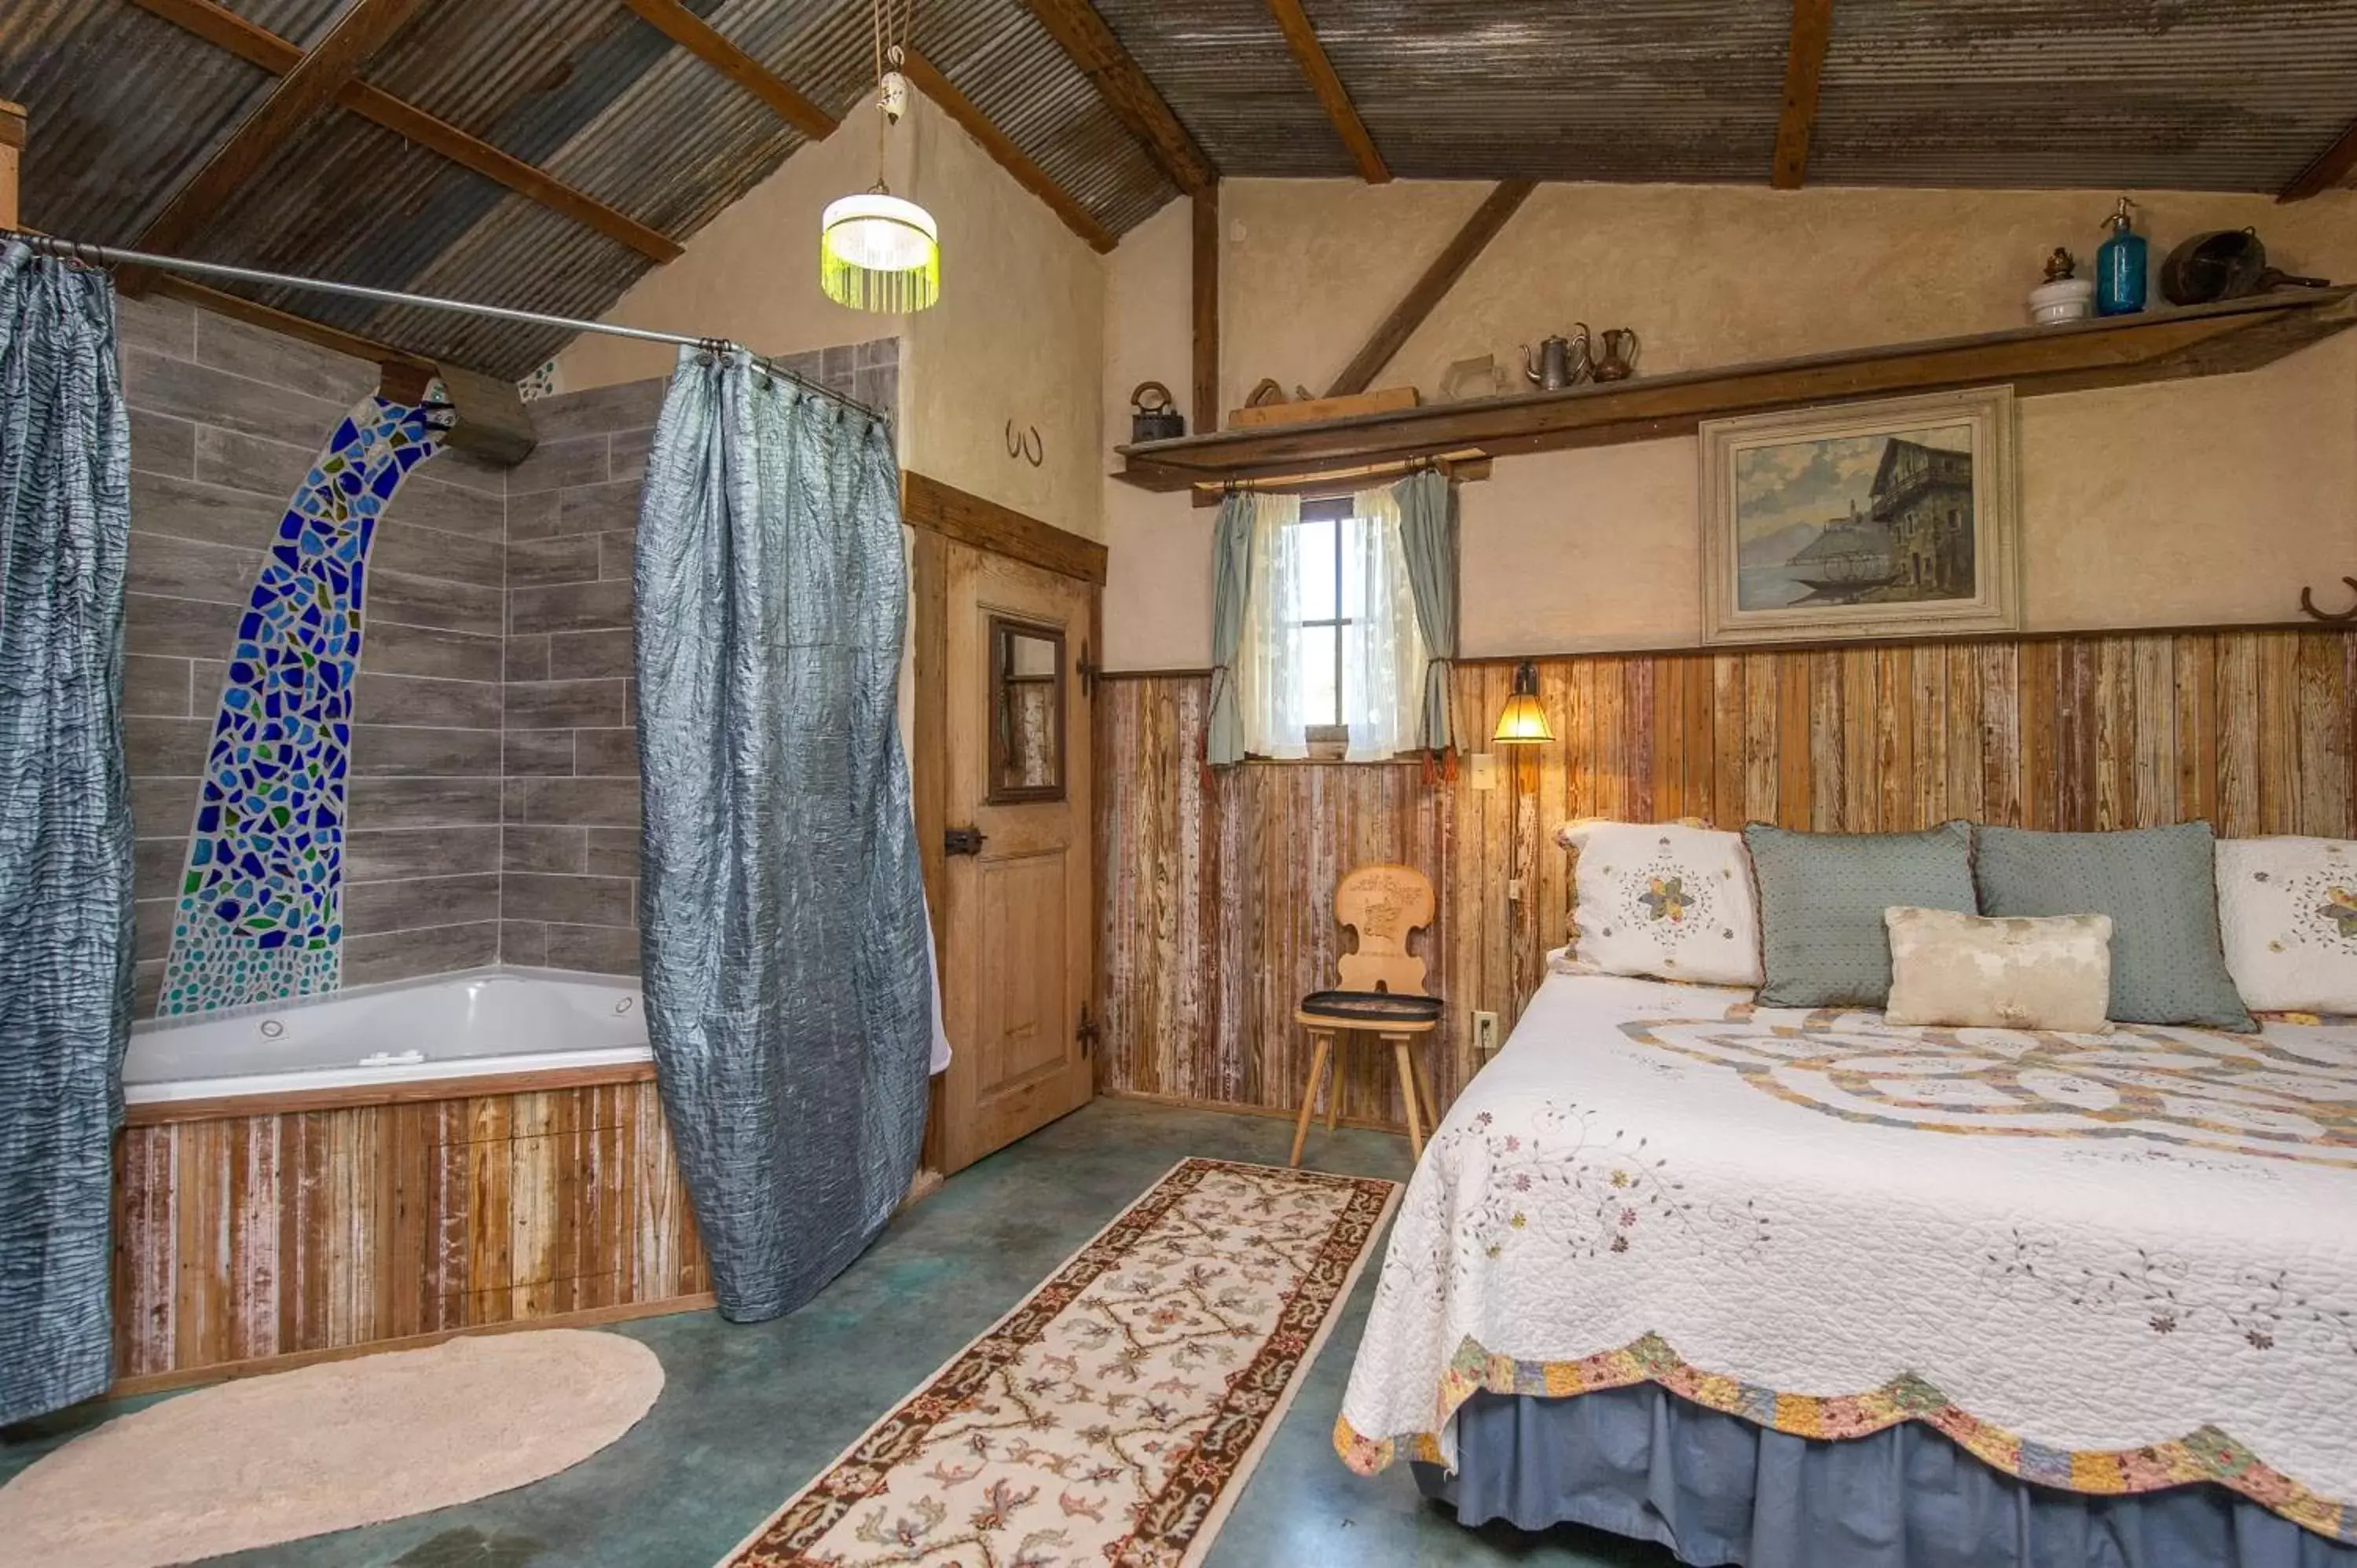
top-left (1097, 626), bottom-right (2357, 1134)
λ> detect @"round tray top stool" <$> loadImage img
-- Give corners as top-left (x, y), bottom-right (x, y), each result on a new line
top-left (1288, 864), bottom-right (1444, 1167)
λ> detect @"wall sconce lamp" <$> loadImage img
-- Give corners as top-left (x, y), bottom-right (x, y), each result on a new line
top-left (1491, 661), bottom-right (1553, 746)
top-left (1490, 662), bottom-right (1551, 910)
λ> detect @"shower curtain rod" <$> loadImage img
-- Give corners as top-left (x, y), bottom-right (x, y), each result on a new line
top-left (4, 230), bottom-right (884, 419)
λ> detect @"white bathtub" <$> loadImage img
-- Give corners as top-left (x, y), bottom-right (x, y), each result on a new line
top-left (125, 967), bottom-right (651, 1107)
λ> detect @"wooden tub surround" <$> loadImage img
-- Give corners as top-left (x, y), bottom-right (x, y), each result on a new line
top-left (112, 1072), bottom-right (709, 1392)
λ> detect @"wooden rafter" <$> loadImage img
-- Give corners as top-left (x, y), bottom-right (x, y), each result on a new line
top-left (1193, 187), bottom-right (1219, 432)
top-left (1263, 0), bottom-right (1387, 183)
top-left (620, 0), bottom-right (837, 141)
top-left (134, 0), bottom-right (431, 264)
top-left (126, 0), bottom-right (680, 262)
top-left (2280, 115), bottom-right (2357, 203)
top-left (899, 50), bottom-right (1116, 253)
top-left (1770, 0), bottom-right (1835, 189)
top-left (1325, 179), bottom-right (1535, 398)
top-left (1022, 0), bottom-right (1215, 195)
top-left (0, 100), bottom-right (22, 232)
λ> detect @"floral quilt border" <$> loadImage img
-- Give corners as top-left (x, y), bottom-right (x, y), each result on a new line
top-left (1334, 1330), bottom-right (2355, 1544)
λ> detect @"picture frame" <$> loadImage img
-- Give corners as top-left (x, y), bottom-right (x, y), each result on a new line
top-left (1699, 387), bottom-right (2019, 647)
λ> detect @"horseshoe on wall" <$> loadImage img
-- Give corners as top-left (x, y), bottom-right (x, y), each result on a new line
top-left (1006, 419), bottom-right (1043, 467)
top-left (2299, 577), bottom-right (2357, 623)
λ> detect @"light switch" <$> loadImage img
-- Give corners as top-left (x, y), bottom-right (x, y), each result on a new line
top-left (1468, 752), bottom-right (1497, 790)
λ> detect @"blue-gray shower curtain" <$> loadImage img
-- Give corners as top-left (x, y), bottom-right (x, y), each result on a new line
top-left (634, 346), bottom-right (932, 1324)
top-left (0, 242), bottom-right (134, 1425)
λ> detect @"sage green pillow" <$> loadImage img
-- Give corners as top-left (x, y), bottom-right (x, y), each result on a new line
top-left (1974, 822), bottom-right (2254, 1031)
top-left (1743, 822), bottom-right (1978, 1008)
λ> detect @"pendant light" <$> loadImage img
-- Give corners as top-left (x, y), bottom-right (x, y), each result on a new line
top-left (822, 2), bottom-right (938, 313)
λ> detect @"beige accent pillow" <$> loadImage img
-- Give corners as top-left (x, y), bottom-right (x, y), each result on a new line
top-left (1882, 906), bottom-right (2114, 1031)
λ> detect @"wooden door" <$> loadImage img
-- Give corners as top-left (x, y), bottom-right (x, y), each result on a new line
top-left (922, 537), bottom-right (1096, 1173)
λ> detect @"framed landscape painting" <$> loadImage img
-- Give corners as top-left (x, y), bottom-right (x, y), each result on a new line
top-left (1699, 387), bottom-right (2019, 647)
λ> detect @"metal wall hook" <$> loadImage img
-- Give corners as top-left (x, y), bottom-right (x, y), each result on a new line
top-left (1005, 421), bottom-right (1043, 467)
top-left (2298, 576), bottom-right (2357, 623)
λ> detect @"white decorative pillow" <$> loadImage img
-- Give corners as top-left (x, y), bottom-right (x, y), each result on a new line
top-left (1883, 907), bottom-right (2113, 1031)
top-left (1557, 819), bottom-right (1762, 987)
top-left (2215, 836), bottom-right (2357, 1013)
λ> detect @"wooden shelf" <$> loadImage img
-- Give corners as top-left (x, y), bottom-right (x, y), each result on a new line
top-left (1114, 288), bottom-right (2357, 493)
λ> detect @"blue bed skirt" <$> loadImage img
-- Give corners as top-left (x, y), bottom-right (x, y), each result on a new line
top-left (1413, 1388), bottom-right (2357, 1568)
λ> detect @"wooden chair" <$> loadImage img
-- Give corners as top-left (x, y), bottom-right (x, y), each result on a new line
top-left (1290, 863), bottom-right (1443, 1167)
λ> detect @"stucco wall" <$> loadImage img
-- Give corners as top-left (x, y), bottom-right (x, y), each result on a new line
top-left (1102, 181), bottom-right (2357, 668)
top-left (560, 94), bottom-right (1107, 542)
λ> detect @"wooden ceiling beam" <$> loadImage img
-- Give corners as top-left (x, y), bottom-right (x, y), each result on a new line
top-left (126, 0), bottom-right (680, 263)
top-left (0, 100), bottom-right (22, 231)
top-left (898, 50), bottom-right (1116, 253)
top-left (1021, 0), bottom-right (1216, 195)
top-left (1770, 0), bottom-right (1835, 189)
top-left (1263, 0), bottom-right (1387, 183)
top-left (620, 0), bottom-right (837, 141)
top-left (2279, 116), bottom-right (2357, 203)
top-left (1193, 186), bottom-right (1219, 431)
top-left (133, 0), bottom-right (431, 267)
top-left (1325, 179), bottom-right (1535, 398)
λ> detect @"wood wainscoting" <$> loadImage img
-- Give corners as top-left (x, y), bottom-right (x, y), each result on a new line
top-left (112, 1076), bottom-right (709, 1389)
top-left (1098, 626), bottom-right (2357, 1134)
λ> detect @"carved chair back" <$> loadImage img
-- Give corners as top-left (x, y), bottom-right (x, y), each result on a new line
top-left (1332, 863), bottom-right (1436, 996)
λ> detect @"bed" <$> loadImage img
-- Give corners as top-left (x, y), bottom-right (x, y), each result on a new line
top-left (1335, 962), bottom-right (2357, 1567)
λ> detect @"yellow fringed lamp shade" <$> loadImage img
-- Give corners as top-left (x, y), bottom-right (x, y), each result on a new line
top-left (819, 192), bottom-right (940, 313)
top-left (1492, 661), bottom-right (1553, 745)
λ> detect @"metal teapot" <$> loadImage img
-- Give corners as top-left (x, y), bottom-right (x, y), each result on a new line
top-left (1521, 326), bottom-right (1592, 390)
top-left (1593, 327), bottom-right (1640, 383)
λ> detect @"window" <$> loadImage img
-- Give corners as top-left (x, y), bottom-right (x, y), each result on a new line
top-left (1285, 498), bottom-right (1352, 739)
top-left (1237, 489), bottom-right (1427, 762)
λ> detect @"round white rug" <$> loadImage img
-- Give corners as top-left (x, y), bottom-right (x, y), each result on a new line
top-left (0, 1328), bottom-right (665, 1568)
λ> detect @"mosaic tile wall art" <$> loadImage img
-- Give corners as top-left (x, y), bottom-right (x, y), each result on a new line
top-left (156, 398), bottom-right (450, 1016)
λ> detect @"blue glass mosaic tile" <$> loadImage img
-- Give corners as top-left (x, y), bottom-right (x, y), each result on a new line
top-left (156, 399), bottom-right (448, 1017)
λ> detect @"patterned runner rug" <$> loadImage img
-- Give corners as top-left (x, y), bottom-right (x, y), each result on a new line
top-left (721, 1157), bottom-right (1400, 1567)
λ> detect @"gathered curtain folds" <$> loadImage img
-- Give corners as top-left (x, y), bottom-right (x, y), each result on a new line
top-left (1234, 492), bottom-right (1307, 760)
top-left (1204, 490), bottom-right (1259, 768)
top-left (1343, 482), bottom-right (1429, 762)
top-left (1394, 469), bottom-right (1459, 756)
top-left (0, 242), bottom-right (135, 1424)
top-left (633, 346), bottom-right (933, 1324)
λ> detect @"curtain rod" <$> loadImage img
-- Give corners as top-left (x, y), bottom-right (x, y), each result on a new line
top-left (4, 230), bottom-right (884, 420)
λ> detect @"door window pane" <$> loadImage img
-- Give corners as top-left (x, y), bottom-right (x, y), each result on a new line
top-left (988, 618), bottom-right (1065, 802)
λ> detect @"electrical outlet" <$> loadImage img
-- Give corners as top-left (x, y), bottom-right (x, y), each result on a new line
top-left (1471, 1009), bottom-right (1500, 1058)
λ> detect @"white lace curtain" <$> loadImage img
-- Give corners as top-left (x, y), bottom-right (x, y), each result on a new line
top-left (1235, 487), bottom-right (1427, 761)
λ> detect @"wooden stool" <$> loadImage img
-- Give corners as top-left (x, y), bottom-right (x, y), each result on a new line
top-left (1290, 998), bottom-right (1442, 1165)
top-left (1288, 863), bottom-right (1444, 1167)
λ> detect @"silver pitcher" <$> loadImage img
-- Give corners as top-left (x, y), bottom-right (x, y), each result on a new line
top-left (1521, 326), bottom-right (1592, 390)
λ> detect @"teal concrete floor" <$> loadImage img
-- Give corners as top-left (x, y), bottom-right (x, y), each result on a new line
top-left (2, 1099), bottom-right (1674, 1567)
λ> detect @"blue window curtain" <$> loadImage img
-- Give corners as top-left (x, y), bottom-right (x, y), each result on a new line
top-left (0, 242), bottom-right (135, 1424)
top-left (1395, 469), bottom-right (1459, 756)
top-left (633, 347), bottom-right (933, 1324)
top-left (1204, 491), bottom-right (1255, 768)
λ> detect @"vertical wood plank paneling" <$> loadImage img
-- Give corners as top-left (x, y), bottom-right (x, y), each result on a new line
top-left (113, 1076), bottom-right (709, 1383)
top-left (1097, 626), bottom-right (2357, 1134)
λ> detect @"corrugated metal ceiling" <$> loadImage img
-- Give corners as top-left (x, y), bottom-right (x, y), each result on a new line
top-left (1809, 0), bottom-right (2357, 192)
top-left (3, 0), bottom-right (2355, 379)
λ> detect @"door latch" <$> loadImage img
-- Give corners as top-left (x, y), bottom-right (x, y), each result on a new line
top-left (1076, 1002), bottom-right (1099, 1057)
top-left (1076, 639), bottom-right (1101, 698)
top-left (944, 826), bottom-right (987, 856)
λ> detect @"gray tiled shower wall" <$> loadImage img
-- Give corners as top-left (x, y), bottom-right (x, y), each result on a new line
top-left (115, 297), bottom-right (899, 1013)
top-left (497, 340), bottom-right (897, 977)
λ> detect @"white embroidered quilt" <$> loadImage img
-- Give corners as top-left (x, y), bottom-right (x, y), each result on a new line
top-left (1335, 969), bottom-right (2357, 1541)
